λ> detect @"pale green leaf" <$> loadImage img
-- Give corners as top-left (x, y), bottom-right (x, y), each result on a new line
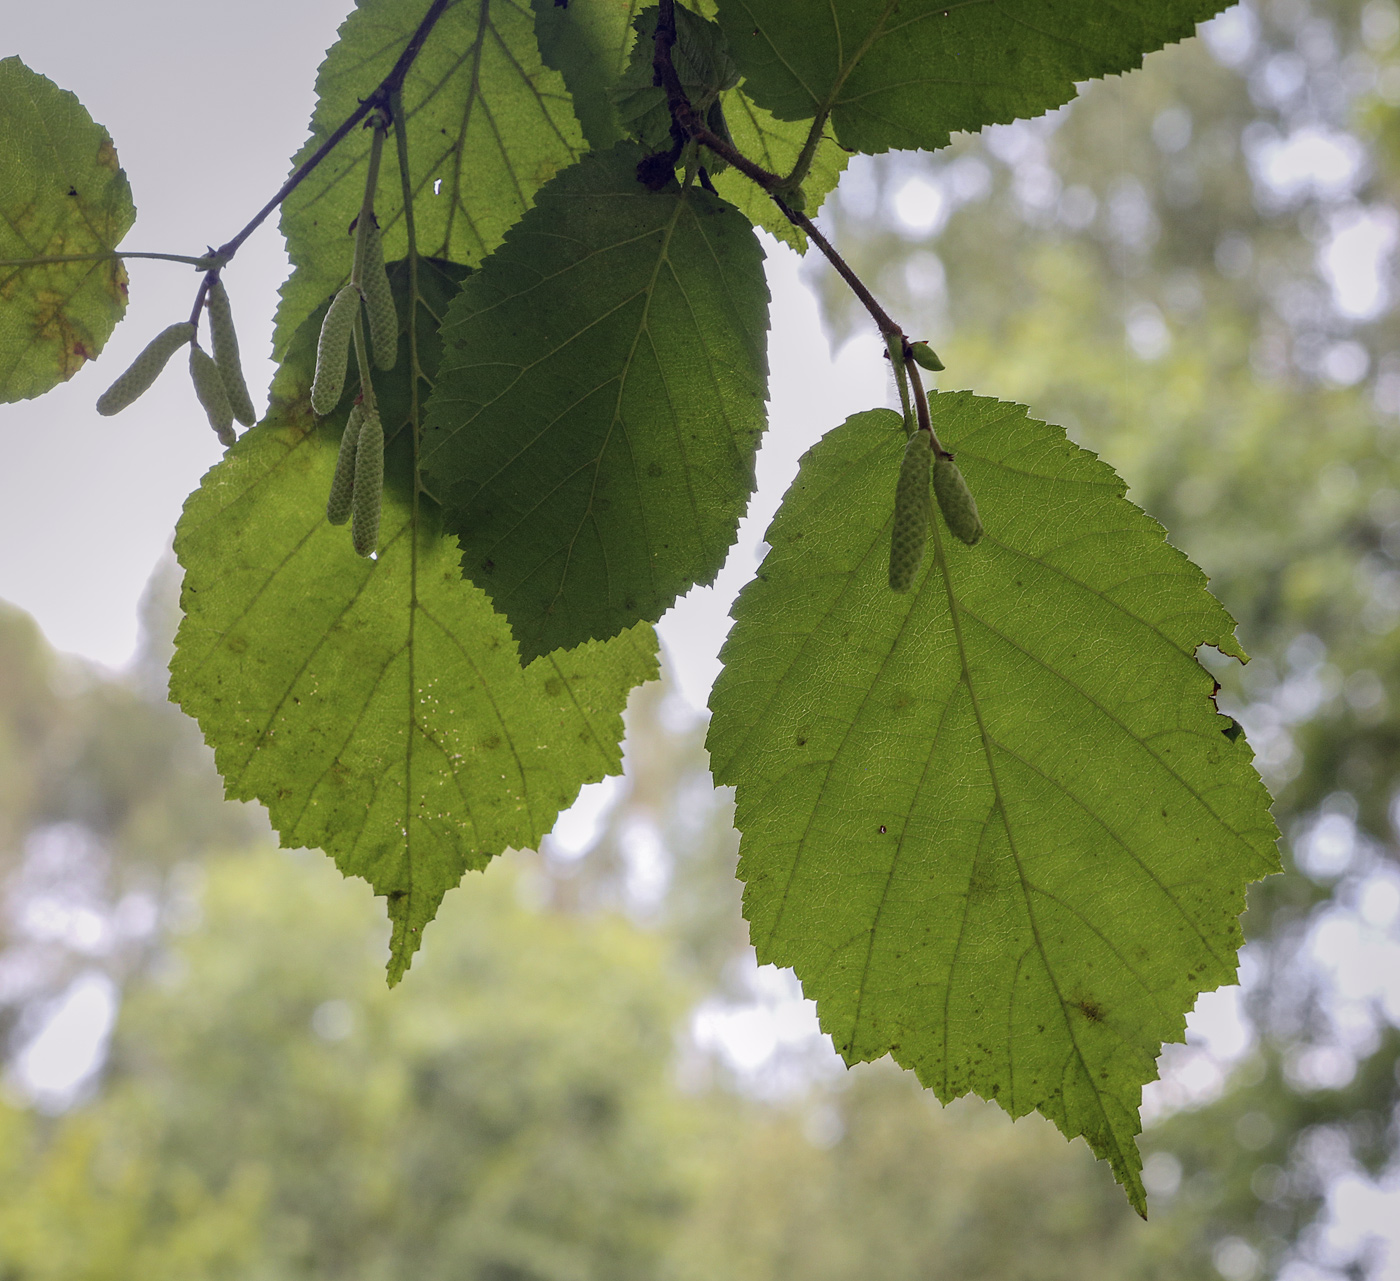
top-left (714, 0), bottom-right (1233, 154)
top-left (0, 57), bottom-right (135, 403)
top-left (273, 0), bottom-right (585, 355)
top-left (707, 402), bottom-right (1279, 1212)
top-left (712, 89), bottom-right (847, 250)
top-left (421, 142), bottom-right (769, 662)
top-left (172, 259), bottom-right (658, 984)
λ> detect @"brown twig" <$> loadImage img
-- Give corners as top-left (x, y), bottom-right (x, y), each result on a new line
top-left (650, 2), bottom-right (909, 353)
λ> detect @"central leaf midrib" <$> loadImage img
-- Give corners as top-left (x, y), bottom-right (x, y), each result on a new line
top-left (928, 490), bottom-right (1135, 1177)
top-left (541, 181), bottom-right (696, 622)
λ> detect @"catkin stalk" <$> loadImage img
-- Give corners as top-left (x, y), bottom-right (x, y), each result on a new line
top-left (889, 430), bottom-right (933, 592)
top-left (95, 322), bottom-right (195, 416)
top-left (351, 407), bottom-right (384, 557)
top-left (189, 343), bottom-right (235, 446)
top-left (360, 218), bottom-right (398, 371)
top-left (311, 285), bottom-right (361, 416)
top-left (207, 279), bottom-right (257, 426)
top-left (933, 454), bottom-right (984, 546)
top-left (327, 403), bottom-right (365, 526)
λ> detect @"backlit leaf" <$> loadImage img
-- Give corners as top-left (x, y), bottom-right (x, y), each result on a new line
top-left (422, 142), bottom-right (769, 662)
top-left (707, 401), bottom-right (1279, 1212)
top-left (714, 0), bottom-right (1233, 154)
top-left (531, 0), bottom-right (643, 150)
top-left (0, 57), bottom-right (135, 403)
top-left (274, 0), bottom-right (585, 355)
top-left (172, 259), bottom-right (657, 984)
top-left (711, 89), bottom-right (847, 250)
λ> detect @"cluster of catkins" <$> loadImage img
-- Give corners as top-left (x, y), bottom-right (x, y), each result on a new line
top-left (311, 215), bottom-right (397, 558)
top-left (96, 278), bottom-right (255, 445)
top-left (888, 340), bottom-right (982, 594)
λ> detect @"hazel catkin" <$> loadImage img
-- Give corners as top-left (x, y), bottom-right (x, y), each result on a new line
top-left (351, 406), bottom-right (384, 557)
top-left (889, 429), bottom-right (933, 593)
top-left (359, 217), bottom-right (398, 371)
top-left (311, 285), bottom-right (361, 416)
top-left (207, 279), bottom-right (257, 426)
top-left (326, 402), bottom-right (365, 526)
top-left (95, 322), bottom-right (195, 416)
top-left (933, 454), bottom-right (983, 546)
top-left (189, 342), bottom-right (235, 446)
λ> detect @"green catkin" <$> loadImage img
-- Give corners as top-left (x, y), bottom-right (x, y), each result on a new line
top-left (95, 322), bottom-right (195, 416)
top-left (359, 218), bottom-right (398, 371)
top-left (326, 402), bottom-right (365, 525)
top-left (207, 279), bottom-right (257, 426)
top-left (908, 341), bottom-right (944, 372)
top-left (933, 454), bottom-right (984, 546)
top-left (889, 429), bottom-right (933, 593)
top-left (311, 285), bottom-right (361, 416)
top-left (188, 343), bottom-right (235, 446)
top-left (351, 406), bottom-right (384, 557)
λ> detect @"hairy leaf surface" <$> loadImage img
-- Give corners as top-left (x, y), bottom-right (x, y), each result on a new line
top-left (714, 0), bottom-right (1232, 154)
top-left (707, 402), bottom-right (1279, 1212)
top-left (173, 260), bottom-right (658, 983)
top-left (274, 0), bottom-right (584, 354)
top-left (422, 142), bottom-right (769, 662)
top-left (0, 57), bottom-right (135, 403)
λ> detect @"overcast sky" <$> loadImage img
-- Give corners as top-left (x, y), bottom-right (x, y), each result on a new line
top-left (2, 0), bottom-right (888, 713)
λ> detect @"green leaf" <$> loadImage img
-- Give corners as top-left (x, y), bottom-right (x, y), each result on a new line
top-left (273, 0), bottom-right (585, 355)
top-left (706, 401), bottom-right (1279, 1212)
top-left (0, 57), bottom-right (135, 403)
top-left (612, 4), bottom-right (739, 154)
top-left (711, 89), bottom-right (847, 250)
top-left (172, 258), bottom-right (658, 984)
top-left (531, 0), bottom-right (642, 150)
top-left (421, 142), bottom-right (769, 662)
top-left (713, 0), bottom-right (1233, 154)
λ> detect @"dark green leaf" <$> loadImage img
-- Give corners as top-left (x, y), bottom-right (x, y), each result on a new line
top-left (274, 0), bottom-right (584, 355)
top-left (714, 0), bottom-right (1233, 153)
top-left (422, 142), bottom-right (769, 662)
top-left (707, 401), bottom-right (1279, 1212)
top-left (0, 57), bottom-right (135, 403)
top-left (531, 0), bottom-right (642, 150)
top-left (172, 259), bottom-right (658, 984)
top-left (612, 4), bottom-right (739, 154)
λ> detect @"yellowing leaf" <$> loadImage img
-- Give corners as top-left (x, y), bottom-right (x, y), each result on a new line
top-left (0, 57), bottom-right (135, 402)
